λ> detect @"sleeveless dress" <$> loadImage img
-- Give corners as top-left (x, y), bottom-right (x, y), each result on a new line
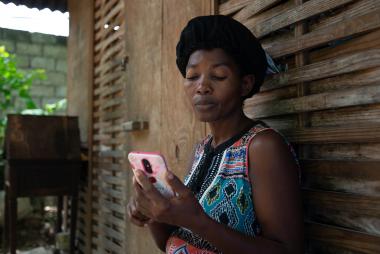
top-left (166, 122), bottom-right (299, 254)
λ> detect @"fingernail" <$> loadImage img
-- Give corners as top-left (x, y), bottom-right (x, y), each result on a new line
top-left (167, 171), bottom-right (174, 180)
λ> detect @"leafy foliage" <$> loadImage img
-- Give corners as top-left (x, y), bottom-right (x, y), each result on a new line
top-left (0, 46), bottom-right (46, 141)
top-left (0, 46), bottom-right (67, 189)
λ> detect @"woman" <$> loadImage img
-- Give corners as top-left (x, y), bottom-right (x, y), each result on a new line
top-left (127, 15), bottom-right (303, 254)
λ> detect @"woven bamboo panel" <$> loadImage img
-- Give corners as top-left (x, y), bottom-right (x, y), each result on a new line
top-left (219, 0), bottom-right (380, 253)
top-left (90, 0), bottom-right (127, 252)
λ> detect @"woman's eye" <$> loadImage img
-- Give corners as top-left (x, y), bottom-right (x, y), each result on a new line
top-left (212, 76), bottom-right (227, 81)
top-left (186, 75), bottom-right (199, 81)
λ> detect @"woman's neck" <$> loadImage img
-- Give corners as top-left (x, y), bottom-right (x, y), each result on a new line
top-left (208, 111), bottom-right (254, 148)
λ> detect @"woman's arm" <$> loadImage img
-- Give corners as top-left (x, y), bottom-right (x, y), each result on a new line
top-left (133, 131), bottom-right (303, 253)
top-left (148, 222), bottom-right (178, 252)
top-left (188, 130), bottom-right (304, 253)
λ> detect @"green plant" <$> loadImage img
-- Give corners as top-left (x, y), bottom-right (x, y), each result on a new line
top-left (0, 46), bottom-right (68, 189)
top-left (0, 46), bottom-right (46, 140)
top-left (21, 98), bottom-right (67, 115)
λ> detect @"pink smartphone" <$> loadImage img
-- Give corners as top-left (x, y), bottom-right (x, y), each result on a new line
top-left (128, 151), bottom-right (174, 198)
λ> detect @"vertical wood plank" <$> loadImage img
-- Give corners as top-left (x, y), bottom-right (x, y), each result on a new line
top-left (67, 0), bottom-right (94, 252)
top-left (161, 0), bottom-right (210, 180)
top-left (123, 0), bottom-right (164, 253)
top-left (294, 0), bottom-right (310, 159)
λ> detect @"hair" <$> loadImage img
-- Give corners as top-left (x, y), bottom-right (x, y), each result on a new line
top-left (176, 15), bottom-right (268, 98)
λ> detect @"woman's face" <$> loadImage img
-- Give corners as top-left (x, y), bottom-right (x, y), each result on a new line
top-left (184, 48), bottom-right (253, 122)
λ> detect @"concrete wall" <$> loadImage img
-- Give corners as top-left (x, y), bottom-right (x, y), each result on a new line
top-left (0, 27), bottom-right (67, 110)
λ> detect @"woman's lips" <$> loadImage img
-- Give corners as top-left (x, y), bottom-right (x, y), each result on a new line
top-left (193, 96), bottom-right (217, 111)
top-left (194, 103), bottom-right (216, 111)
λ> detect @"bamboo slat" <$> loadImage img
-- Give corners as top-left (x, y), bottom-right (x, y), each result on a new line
top-left (98, 149), bottom-right (125, 158)
top-left (246, 85), bottom-right (297, 106)
top-left (243, 0), bottom-right (295, 35)
top-left (310, 28), bottom-right (380, 64)
top-left (93, 121), bottom-right (111, 130)
top-left (310, 0), bottom-right (380, 32)
top-left (94, 109), bottom-right (125, 122)
top-left (98, 43), bottom-right (124, 66)
top-left (99, 185), bottom-right (127, 201)
top-left (307, 143), bottom-right (380, 161)
top-left (246, 85), bottom-right (380, 118)
top-left (94, 71), bottom-right (123, 89)
top-left (233, 0), bottom-right (280, 22)
top-left (95, 84), bottom-right (124, 99)
top-left (310, 104), bottom-right (380, 128)
top-left (264, 9), bottom-right (380, 58)
top-left (95, 15), bottom-right (124, 42)
top-left (94, 162), bottom-right (123, 171)
top-left (98, 173), bottom-right (127, 187)
top-left (94, 0), bottom-right (122, 25)
top-left (94, 58), bottom-right (121, 76)
top-left (95, 27), bottom-right (123, 54)
top-left (99, 97), bottom-right (124, 110)
top-left (284, 124), bottom-right (380, 144)
top-left (94, 2), bottom-right (124, 31)
top-left (97, 224), bottom-right (124, 243)
top-left (101, 199), bottom-right (125, 215)
top-left (94, 213), bottom-right (126, 230)
top-left (309, 67), bottom-right (380, 94)
top-left (97, 124), bottom-right (123, 134)
top-left (98, 237), bottom-right (123, 254)
top-left (93, 135), bottom-right (125, 145)
top-left (303, 189), bottom-right (380, 234)
top-left (219, 0), bottom-right (251, 15)
top-left (305, 222), bottom-right (380, 254)
top-left (262, 49), bottom-right (380, 91)
top-left (301, 160), bottom-right (380, 197)
top-left (248, 0), bottom-right (354, 38)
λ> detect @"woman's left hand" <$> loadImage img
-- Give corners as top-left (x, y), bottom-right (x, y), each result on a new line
top-left (133, 170), bottom-right (205, 229)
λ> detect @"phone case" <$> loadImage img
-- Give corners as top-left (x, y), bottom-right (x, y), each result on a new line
top-left (128, 151), bottom-right (174, 198)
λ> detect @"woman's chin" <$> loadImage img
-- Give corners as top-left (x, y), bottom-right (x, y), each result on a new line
top-left (195, 112), bottom-right (218, 123)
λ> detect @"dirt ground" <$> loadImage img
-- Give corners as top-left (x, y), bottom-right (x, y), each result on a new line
top-left (1, 199), bottom-right (57, 253)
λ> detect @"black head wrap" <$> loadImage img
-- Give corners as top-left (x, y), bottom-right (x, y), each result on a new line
top-left (176, 15), bottom-right (268, 97)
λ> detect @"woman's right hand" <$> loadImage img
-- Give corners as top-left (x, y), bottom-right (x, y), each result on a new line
top-left (127, 197), bottom-right (152, 227)
top-left (127, 176), bottom-right (152, 227)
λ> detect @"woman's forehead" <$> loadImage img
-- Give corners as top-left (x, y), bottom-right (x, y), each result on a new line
top-left (187, 48), bottom-right (234, 67)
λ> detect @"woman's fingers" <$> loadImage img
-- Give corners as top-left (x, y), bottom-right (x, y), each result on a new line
top-left (166, 171), bottom-right (191, 198)
top-left (134, 171), bottom-right (167, 203)
top-left (127, 198), bottom-right (151, 227)
top-left (129, 215), bottom-right (147, 227)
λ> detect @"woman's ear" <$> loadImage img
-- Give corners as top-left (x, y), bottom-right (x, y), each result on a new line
top-left (241, 74), bottom-right (255, 97)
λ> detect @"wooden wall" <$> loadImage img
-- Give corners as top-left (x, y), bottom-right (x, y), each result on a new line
top-left (68, 0), bottom-right (380, 253)
top-left (67, 0), bottom-right (94, 253)
top-left (218, 0), bottom-right (380, 253)
top-left (71, 0), bottom-right (214, 253)
top-left (67, 0), bottom-right (93, 145)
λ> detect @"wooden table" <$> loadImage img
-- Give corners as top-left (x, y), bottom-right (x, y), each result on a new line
top-left (3, 115), bottom-right (81, 254)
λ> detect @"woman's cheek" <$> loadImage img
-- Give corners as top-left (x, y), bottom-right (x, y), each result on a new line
top-left (184, 82), bottom-right (196, 96)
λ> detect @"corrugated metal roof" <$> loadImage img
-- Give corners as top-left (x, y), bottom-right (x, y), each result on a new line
top-left (2, 0), bottom-right (67, 13)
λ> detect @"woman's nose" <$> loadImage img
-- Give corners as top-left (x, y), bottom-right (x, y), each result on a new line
top-left (196, 76), bottom-right (212, 95)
